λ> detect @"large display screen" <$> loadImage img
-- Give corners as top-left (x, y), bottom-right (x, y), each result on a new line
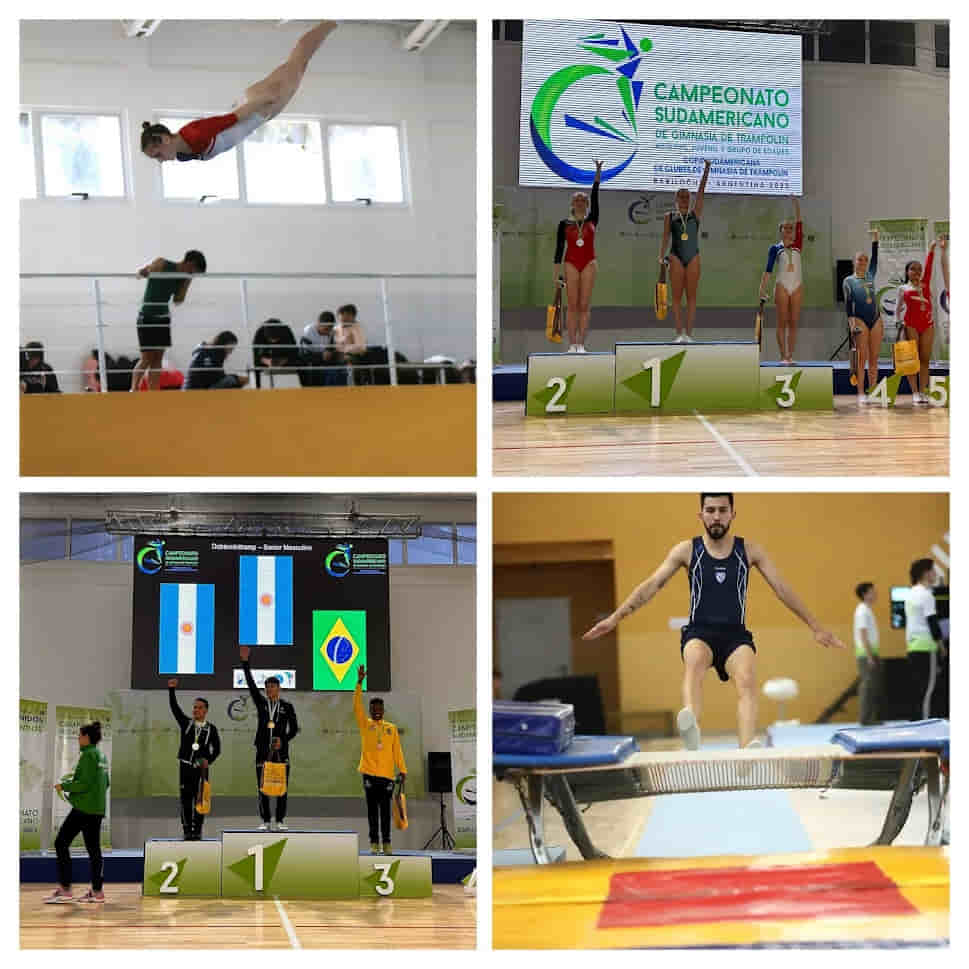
top-left (520, 20), bottom-right (803, 195)
top-left (131, 536), bottom-right (390, 690)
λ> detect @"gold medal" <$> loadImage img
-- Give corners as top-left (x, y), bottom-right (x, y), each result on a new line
top-left (866, 296), bottom-right (872, 304)
top-left (681, 233), bottom-right (688, 241)
top-left (267, 721), bottom-right (275, 730)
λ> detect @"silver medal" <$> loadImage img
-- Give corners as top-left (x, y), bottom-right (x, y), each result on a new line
top-left (192, 742), bottom-right (200, 751)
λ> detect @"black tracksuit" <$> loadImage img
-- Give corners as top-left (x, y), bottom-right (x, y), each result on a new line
top-left (243, 661), bottom-right (300, 823)
top-left (169, 689), bottom-right (221, 840)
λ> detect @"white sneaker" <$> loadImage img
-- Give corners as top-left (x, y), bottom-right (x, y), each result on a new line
top-left (576, 345), bottom-right (587, 354)
top-left (685, 334), bottom-right (696, 343)
top-left (258, 823), bottom-right (269, 831)
top-left (676, 707), bottom-right (701, 751)
top-left (276, 823), bottom-right (288, 832)
top-left (567, 345), bottom-right (577, 354)
top-left (674, 334), bottom-right (685, 343)
top-left (858, 395), bottom-right (869, 406)
top-left (744, 738), bottom-right (763, 749)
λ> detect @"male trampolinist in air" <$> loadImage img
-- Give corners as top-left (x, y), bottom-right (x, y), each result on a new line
top-left (584, 493), bottom-right (845, 749)
top-left (140, 21), bottom-right (337, 163)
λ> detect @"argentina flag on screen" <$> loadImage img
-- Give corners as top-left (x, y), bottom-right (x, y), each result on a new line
top-left (159, 583), bottom-right (216, 674)
top-left (239, 555), bottom-right (294, 646)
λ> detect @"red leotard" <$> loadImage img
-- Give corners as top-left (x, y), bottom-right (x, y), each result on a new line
top-left (898, 249), bottom-right (935, 334)
top-left (177, 113), bottom-right (240, 160)
top-left (563, 221), bottom-right (597, 271)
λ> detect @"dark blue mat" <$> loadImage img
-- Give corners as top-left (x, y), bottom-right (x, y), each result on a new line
top-left (494, 735), bottom-right (638, 769)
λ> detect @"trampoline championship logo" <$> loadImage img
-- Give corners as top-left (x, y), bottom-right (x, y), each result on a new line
top-left (325, 543), bottom-right (353, 578)
top-left (136, 539), bottom-right (165, 574)
top-left (529, 26), bottom-right (653, 185)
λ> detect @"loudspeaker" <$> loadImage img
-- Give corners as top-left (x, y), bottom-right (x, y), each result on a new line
top-left (835, 259), bottom-right (854, 303)
top-left (427, 752), bottom-right (452, 794)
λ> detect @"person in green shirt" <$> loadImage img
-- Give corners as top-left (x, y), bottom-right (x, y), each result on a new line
top-left (44, 721), bottom-right (110, 904)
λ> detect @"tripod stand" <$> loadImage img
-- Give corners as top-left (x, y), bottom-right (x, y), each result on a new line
top-left (422, 792), bottom-right (455, 850)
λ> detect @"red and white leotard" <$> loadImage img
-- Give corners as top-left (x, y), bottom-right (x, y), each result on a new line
top-left (176, 112), bottom-right (267, 162)
top-left (895, 249), bottom-right (935, 334)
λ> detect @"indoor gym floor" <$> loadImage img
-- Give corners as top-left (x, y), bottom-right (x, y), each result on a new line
top-left (20, 883), bottom-right (475, 949)
top-left (493, 731), bottom-right (948, 947)
top-left (494, 397), bottom-right (949, 476)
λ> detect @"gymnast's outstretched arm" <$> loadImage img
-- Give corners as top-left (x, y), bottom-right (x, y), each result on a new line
top-left (583, 540), bottom-right (691, 639)
top-left (746, 540), bottom-right (846, 650)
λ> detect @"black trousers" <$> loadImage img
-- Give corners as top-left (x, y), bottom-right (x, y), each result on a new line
top-left (363, 774), bottom-right (394, 845)
top-left (256, 762), bottom-right (291, 822)
top-left (179, 763), bottom-right (205, 840)
top-left (54, 808), bottom-right (104, 891)
top-left (908, 651), bottom-right (939, 720)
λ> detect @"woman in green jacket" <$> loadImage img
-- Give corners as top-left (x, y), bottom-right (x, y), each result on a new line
top-left (45, 721), bottom-right (110, 903)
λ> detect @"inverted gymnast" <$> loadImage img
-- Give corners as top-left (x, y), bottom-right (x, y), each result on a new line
top-left (140, 21), bottom-right (337, 163)
top-left (553, 160), bottom-right (602, 353)
top-left (759, 197), bottom-right (803, 364)
top-left (659, 159), bottom-right (711, 343)
top-left (583, 492), bottom-right (845, 750)
top-left (843, 227), bottom-right (881, 404)
top-left (896, 239), bottom-right (938, 404)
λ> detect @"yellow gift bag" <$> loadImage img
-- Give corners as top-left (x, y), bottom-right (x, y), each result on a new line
top-left (260, 759), bottom-right (287, 797)
top-left (893, 325), bottom-right (920, 377)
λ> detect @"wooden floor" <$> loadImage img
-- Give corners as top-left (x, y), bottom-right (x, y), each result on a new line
top-left (20, 884), bottom-right (475, 949)
top-left (494, 398), bottom-right (949, 476)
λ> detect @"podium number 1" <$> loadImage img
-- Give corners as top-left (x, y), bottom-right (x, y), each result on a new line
top-left (372, 862), bottom-right (396, 897)
top-left (642, 358), bottom-right (661, 408)
top-left (248, 843), bottom-right (265, 892)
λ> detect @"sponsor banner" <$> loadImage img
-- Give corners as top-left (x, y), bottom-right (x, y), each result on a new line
top-left (109, 689), bottom-right (423, 798)
top-left (449, 709), bottom-right (477, 852)
top-left (520, 20), bottom-right (803, 195)
top-left (869, 219), bottom-right (928, 328)
top-left (20, 699), bottom-right (48, 851)
top-left (51, 706), bottom-right (112, 849)
top-left (932, 220), bottom-right (949, 355)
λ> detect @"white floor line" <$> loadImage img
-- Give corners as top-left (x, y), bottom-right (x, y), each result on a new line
top-left (273, 896), bottom-right (301, 949)
top-left (694, 411), bottom-right (757, 476)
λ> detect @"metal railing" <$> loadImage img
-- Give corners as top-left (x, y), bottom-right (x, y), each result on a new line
top-left (20, 271), bottom-right (475, 393)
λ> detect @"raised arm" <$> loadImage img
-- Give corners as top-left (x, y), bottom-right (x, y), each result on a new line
top-left (583, 541), bottom-right (691, 640)
top-left (869, 227), bottom-right (879, 281)
top-left (746, 540), bottom-right (845, 649)
top-left (589, 160), bottom-right (602, 224)
top-left (168, 680), bottom-right (189, 728)
top-left (693, 159), bottom-right (712, 219)
top-left (939, 236), bottom-right (948, 291)
top-left (353, 665), bottom-right (367, 732)
top-left (239, 646), bottom-right (263, 704)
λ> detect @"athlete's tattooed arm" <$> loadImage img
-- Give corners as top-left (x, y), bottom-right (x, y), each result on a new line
top-left (746, 540), bottom-right (846, 650)
top-left (583, 541), bottom-right (691, 640)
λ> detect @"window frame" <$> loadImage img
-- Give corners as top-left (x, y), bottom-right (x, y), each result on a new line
top-left (323, 118), bottom-right (411, 210)
top-left (20, 107), bottom-right (132, 202)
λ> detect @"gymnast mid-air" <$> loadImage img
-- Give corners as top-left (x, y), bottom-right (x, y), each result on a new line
top-left (140, 21), bottom-right (337, 163)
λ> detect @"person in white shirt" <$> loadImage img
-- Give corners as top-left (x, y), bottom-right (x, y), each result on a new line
top-left (853, 582), bottom-right (882, 725)
top-left (905, 558), bottom-right (946, 720)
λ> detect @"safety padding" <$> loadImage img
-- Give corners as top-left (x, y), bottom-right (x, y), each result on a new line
top-left (832, 719), bottom-right (949, 760)
top-left (21, 385), bottom-right (476, 476)
top-left (494, 735), bottom-right (639, 770)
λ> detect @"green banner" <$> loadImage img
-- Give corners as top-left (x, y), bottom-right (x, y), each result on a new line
top-left (52, 706), bottom-right (111, 850)
top-left (20, 699), bottom-right (48, 851)
top-left (312, 610), bottom-right (367, 690)
top-left (109, 689), bottom-right (424, 798)
top-left (449, 709), bottom-right (476, 852)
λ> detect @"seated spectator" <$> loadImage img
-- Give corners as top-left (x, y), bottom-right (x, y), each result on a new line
top-left (138, 368), bottom-right (184, 391)
top-left (20, 342), bottom-right (60, 394)
top-left (300, 311), bottom-right (345, 386)
top-left (185, 330), bottom-right (249, 390)
top-left (82, 350), bottom-right (101, 392)
top-left (252, 318), bottom-right (299, 388)
top-left (459, 359), bottom-right (476, 384)
top-left (302, 311), bottom-right (337, 351)
top-left (333, 304), bottom-right (367, 362)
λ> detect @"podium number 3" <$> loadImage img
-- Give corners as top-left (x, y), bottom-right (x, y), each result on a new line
top-left (372, 862), bottom-right (396, 896)
top-left (774, 374), bottom-right (796, 408)
top-left (159, 861), bottom-right (179, 894)
top-left (545, 377), bottom-right (568, 413)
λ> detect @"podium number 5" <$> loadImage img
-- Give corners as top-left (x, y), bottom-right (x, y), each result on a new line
top-left (927, 375), bottom-right (948, 407)
top-left (372, 862), bottom-right (396, 897)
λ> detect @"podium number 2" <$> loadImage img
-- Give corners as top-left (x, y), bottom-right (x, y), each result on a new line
top-left (248, 843), bottom-right (264, 892)
top-left (642, 358), bottom-right (661, 407)
top-left (545, 377), bottom-right (568, 413)
top-left (372, 863), bottom-right (396, 896)
top-left (774, 374), bottom-right (796, 408)
top-left (159, 861), bottom-right (179, 894)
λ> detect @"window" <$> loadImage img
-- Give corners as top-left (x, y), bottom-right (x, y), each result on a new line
top-left (870, 21), bottom-right (915, 67)
top-left (935, 24), bottom-right (949, 69)
top-left (21, 519), bottom-right (67, 562)
top-left (70, 519), bottom-right (117, 561)
top-left (456, 524), bottom-right (477, 565)
top-left (20, 112), bottom-right (37, 199)
top-left (820, 21), bottom-right (866, 63)
top-left (40, 113), bottom-right (126, 197)
top-left (120, 535), bottom-right (135, 562)
top-left (243, 119), bottom-right (326, 204)
top-left (389, 539), bottom-right (405, 566)
top-left (328, 125), bottom-right (405, 204)
top-left (407, 523), bottom-right (456, 565)
top-left (158, 116), bottom-right (240, 201)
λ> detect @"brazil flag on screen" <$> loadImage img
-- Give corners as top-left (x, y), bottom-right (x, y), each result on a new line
top-left (312, 610), bottom-right (367, 690)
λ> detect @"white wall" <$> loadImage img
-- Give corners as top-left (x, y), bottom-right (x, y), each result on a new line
top-left (494, 31), bottom-right (949, 259)
top-left (20, 20), bottom-right (476, 388)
